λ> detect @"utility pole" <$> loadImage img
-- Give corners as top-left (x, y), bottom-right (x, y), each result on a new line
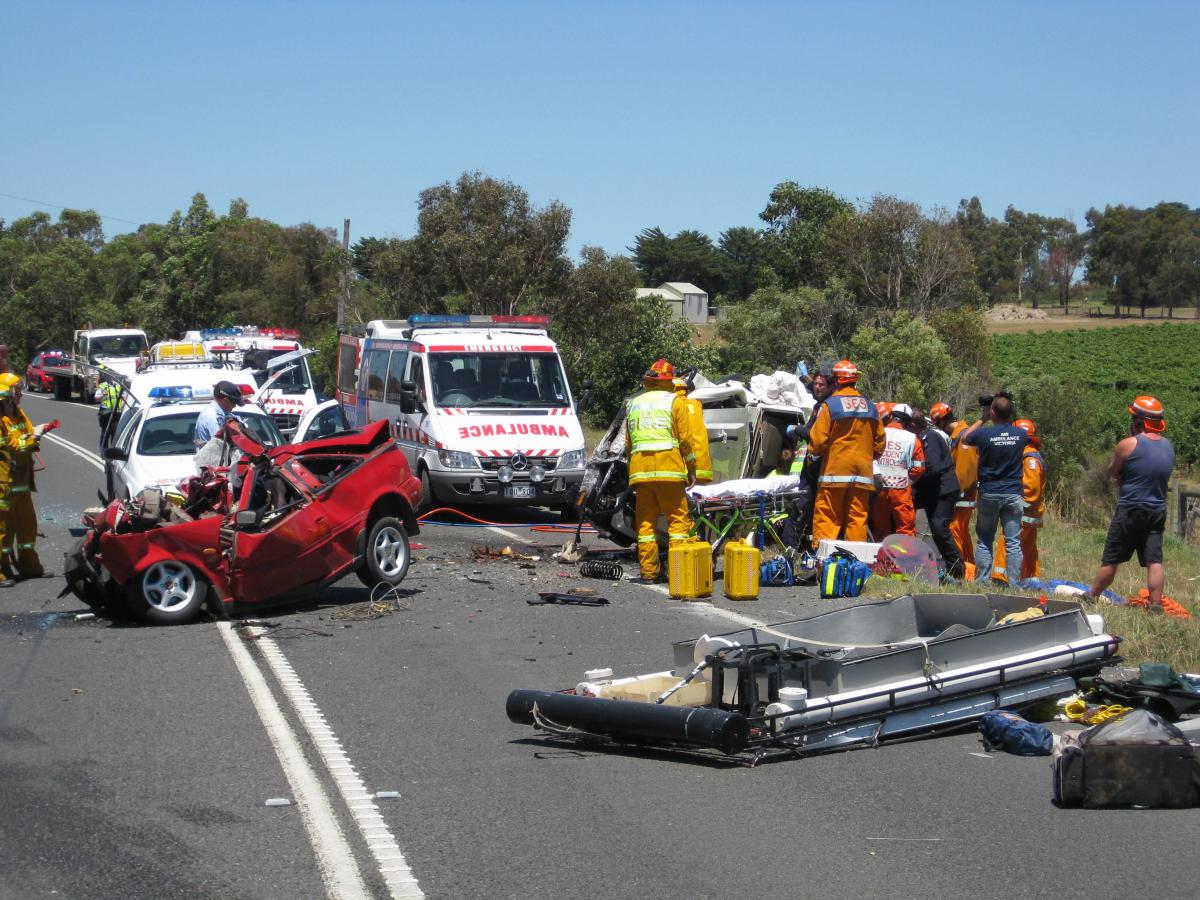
top-left (337, 218), bottom-right (350, 332)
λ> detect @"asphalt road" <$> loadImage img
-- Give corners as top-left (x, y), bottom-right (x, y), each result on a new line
top-left (2, 390), bottom-right (1196, 899)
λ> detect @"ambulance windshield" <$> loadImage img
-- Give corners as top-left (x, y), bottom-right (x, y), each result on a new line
top-left (429, 352), bottom-right (570, 409)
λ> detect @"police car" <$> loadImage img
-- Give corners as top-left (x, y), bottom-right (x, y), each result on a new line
top-left (103, 376), bottom-right (283, 502)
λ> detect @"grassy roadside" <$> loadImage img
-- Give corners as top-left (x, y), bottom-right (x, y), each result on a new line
top-left (862, 520), bottom-right (1200, 673)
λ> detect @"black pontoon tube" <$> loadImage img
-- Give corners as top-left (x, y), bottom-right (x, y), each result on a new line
top-left (506, 690), bottom-right (751, 755)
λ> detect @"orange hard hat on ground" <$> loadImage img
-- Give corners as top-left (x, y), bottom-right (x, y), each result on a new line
top-left (832, 359), bottom-right (859, 385)
top-left (1129, 395), bottom-right (1166, 432)
top-left (644, 358), bottom-right (675, 382)
top-left (930, 402), bottom-right (952, 420)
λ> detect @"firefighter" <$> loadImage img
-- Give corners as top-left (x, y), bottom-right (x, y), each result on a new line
top-left (673, 376), bottom-right (712, 483)
top-left (625, 359), bottom-right (694, 582)
top-left (807, 360), bottom-right (885, 543)
top-left (0, 373), bottom-right (57, 578)
top-left (0, 377), bottom-right (13, 585)
top-left (993, 418), bottom-right (1046, 582)
top-left (871, 403), bottom-right (925, 538)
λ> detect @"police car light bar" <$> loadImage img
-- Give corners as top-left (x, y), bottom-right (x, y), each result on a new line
top-left (147, 386), bottom-right (194, 400)
top-left (409, 314), bottom-right (471, 325)
top-left (405, 314), bottom-right (551, 328)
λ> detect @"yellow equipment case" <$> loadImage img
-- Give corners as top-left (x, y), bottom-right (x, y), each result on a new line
top-left (668, 541), bottom-right (713, 600)
top-left (723, 540), bottom-right (761, 600)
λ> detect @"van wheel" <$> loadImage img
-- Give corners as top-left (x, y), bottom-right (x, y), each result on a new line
top-left (418, 469), bottom-right (434, 513)
top-left (132, 560), bottom-right (207, 625)
top-left (357, 516), bottom-right (411, 588)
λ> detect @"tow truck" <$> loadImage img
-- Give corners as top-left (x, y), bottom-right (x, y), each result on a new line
top-left (44, 328), bottom-right (149, 402)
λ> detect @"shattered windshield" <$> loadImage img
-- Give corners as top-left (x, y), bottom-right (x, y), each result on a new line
top-left (429, 352), bottom-right (570, 409)
top-left (247, 351), bottom-right (312, 395)
top-left (89, 334), bottom-right (148, 359)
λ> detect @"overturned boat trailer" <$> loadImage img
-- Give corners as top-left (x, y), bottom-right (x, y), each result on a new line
top-left (507, 593), bottom-right (1119, 764)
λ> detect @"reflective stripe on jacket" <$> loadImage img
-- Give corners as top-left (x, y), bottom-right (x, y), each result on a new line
top-left (625, 388), bottom-right (692, 485)
top-left (807, 387), bottom-right (885, 487)
top-left (1, 409), bottom-right (37, 490)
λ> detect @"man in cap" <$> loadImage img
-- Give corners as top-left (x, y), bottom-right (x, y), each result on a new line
top-left (193, 380), bottom-right (246, 448)
top-left (1088, 396), bottom-right (1175, 613)
top-left (992, 418), bottom-right (1046, 583)
top-left (625, 359), bottom-right (694, 583)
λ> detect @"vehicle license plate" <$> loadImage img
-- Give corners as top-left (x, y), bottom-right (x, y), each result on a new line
top-left (505, 485), bottom-right (535, 499)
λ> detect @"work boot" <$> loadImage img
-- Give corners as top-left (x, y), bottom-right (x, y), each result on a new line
top-left (628, 574), bottom-right (661, 586)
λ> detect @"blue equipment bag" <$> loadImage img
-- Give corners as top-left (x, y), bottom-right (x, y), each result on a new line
top-left (819, 551), bottom-right (872, 599)
top-left (760, 555), bottom-right (794, 587)
top-left (978, 710), bottom-right (1053, 756)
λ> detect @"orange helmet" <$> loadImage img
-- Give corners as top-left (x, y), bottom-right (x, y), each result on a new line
top-left (877, 401), bottom-right (894, 420)
top-left (644, 358), bottom-right (675, 382)
top-left (831, 359), bottom-right (858, 385)
top-left (930, 402), bottom-right (952, 421)
top-left (1129, 395), bottom-right (1165, 432)
top-left (1013, 418), bottom-right (1036, 436)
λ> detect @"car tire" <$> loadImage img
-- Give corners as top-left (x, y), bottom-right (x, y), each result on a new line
top-left (53, 377), bottom-right (71, 401)
top-left (131, 559), bottom-right (207, 625)
top-left (356, 516), bottom-right (411, 589)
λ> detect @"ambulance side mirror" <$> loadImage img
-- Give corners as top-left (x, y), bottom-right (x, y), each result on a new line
top-left (400, 381), bottom-right (419, 414)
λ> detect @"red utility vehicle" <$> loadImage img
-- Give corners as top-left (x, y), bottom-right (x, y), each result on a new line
top-left (25, 350), bottom-right (66, 392)
top-left (65, 418), bottom-right (422, 624)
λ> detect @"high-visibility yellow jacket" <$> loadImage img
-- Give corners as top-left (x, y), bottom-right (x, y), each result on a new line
top-left (625, 387), bottom-right (693, 485)
top-left (1, 409), bottom-right (38, 492)
top-left (673, 383), bottom-right (712, 483)
top-left (1022, 444), bottom-right (1046, 526)
top-left (807, 386), bottom-right (885, 487)
top-left (950, 420), bottom-right (979, 508)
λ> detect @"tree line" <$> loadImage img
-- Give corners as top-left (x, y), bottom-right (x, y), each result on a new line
top-left (1, 173), bottom-right (1197, 439)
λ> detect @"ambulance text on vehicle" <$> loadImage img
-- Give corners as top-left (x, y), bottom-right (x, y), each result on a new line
top-left (184, 326), bottom-right (320, 437)
top-left (336, 315), bottom-right (586, 509)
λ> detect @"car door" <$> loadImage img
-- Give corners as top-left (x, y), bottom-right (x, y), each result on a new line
top-left (227, 463), bottom-right (333, 603)
top-left (108, 409), bottom-right (143, 501)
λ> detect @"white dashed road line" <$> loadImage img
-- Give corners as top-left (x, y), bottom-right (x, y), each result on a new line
top-left (218, 622), bottom-right (371, 899)
top-left (252, 629), bottom-right (425, 899)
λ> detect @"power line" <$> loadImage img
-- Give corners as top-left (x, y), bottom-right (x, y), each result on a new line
top-left (0, 191), bottom-right (143, 227)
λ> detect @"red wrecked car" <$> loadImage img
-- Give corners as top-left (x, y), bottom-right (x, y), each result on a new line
top-left (64, 417), bottom-right (422, 624)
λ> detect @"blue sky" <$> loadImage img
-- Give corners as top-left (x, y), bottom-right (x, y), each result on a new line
top-left (2, 1), bottom-right (1196, 256)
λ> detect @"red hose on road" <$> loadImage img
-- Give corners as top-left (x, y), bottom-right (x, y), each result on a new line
top-left (416, 506), bottom-right (595, 533)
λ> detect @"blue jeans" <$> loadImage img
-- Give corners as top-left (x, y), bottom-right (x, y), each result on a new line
top-left (974, 492), bottom-right (1023, 586)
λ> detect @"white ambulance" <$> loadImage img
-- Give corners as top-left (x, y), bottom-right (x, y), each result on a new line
top-left (184, 326), bottom-right (321, 438)
top-left (336, 315), bottom-right (587, 511)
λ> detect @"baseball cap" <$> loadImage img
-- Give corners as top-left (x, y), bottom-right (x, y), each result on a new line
top-left (214, 380), bottom-right (246, 405)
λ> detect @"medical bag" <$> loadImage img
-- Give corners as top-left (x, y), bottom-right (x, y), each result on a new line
top-left (819, 551), bottom-right (872, 599)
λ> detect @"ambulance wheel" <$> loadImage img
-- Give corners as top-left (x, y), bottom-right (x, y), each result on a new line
top-left (132, 560), bottom-right (207, 625)
top-left (357, 516), bottom-right (411, 588)
top-left (418, 469), bottom-right (434, 513)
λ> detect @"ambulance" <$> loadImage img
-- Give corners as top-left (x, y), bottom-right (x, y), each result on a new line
top-left (184, 326), bottom-right (321, 437)
top-left (336, 315), bottom-right (586, 511)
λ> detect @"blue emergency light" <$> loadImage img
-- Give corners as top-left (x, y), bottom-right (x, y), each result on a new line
top-left (147, 386), bottom-right (194, 400)
top-left (408, 314), bottom-right (471, 325)
top-left (199, 327), bottom-right (243, 340)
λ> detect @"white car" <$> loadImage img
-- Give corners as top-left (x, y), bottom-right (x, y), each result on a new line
top-left (103, 396), bottom-right (284, 502)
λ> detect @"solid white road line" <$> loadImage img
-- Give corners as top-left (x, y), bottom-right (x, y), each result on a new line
top-left (252, 629), bottom-right (425, 899)
top-left (40, 431), bottom-right (106, 472)
top-left (217, 622), bottom-right (371, 900)
top-left (485, 525), bottom-right (525, 542)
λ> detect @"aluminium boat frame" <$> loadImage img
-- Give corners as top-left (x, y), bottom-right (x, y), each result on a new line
top-left (506, 593), bottom-right (1120, 765)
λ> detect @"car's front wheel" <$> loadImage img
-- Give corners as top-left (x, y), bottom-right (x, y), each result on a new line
top-left (132, 560), bottom-right (207, 625)
top-left (356, 516), bottom-right (411, 588)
